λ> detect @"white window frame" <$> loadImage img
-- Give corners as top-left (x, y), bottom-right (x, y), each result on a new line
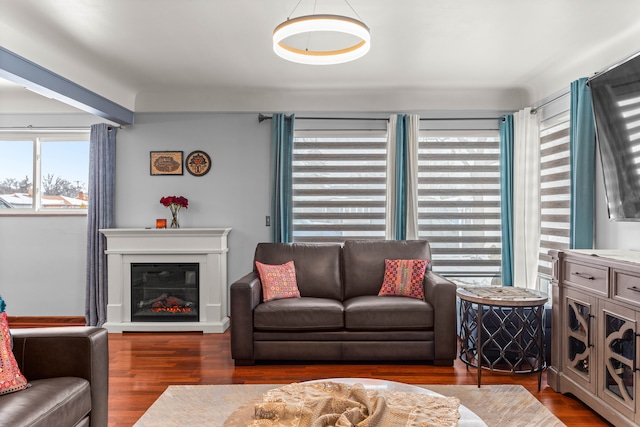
top-left (0, 130), bottom-right (90, 215)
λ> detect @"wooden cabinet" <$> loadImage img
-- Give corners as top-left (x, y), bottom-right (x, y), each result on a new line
top-left (599, 300), bottom-right (638, 421)
top-left (563, 287), bottom-right (597, 394)
top-left (549, 250), bottom-right (640, 427)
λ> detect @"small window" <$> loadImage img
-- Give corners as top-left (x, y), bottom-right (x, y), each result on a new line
top-left (0, 133), bottom-right (90, 213)
top-left (292, 130), bottom-right (387, 242)
top-left (418, 131), bottom-right (502, 286)
top-left (538, 113), bottom-right (571, 279)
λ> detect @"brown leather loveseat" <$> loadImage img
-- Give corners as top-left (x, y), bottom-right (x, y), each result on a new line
top-left (1, 326), bottom-right (108, 427)
top-left (230, 240), bottom-right (457, 366)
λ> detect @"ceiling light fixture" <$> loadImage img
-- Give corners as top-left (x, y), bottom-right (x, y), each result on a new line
top-left (273, 2), bottom-right (370, 65)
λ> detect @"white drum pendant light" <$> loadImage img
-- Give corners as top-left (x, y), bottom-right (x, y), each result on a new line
top-left (273, 3), bottom-right (370, 65)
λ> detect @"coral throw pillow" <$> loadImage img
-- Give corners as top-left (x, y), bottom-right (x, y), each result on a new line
top-left (0, 312), bottom-right (29, 395)
top-left (378, 259), bottom-right (430, 300)
top-left (256, 260), bottom-right (301, 302)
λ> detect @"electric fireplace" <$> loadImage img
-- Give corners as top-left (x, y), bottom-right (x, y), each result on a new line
top-left (100, 228), bottom-right (231, 333)
top-left (131, 263), bottom-right (199, 322)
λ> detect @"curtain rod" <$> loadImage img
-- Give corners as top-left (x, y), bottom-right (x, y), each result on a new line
top-left (420, 117), bottom-right (499, 121)
top-left (530, 90), bottom-right (570, 115)
top-left (258, 114), bottom-right (499, 123)
top-left (0, 125), bottom-right (119, 132)
top-left (258, 114), bottom-right (387, 123)
top-left (0, 126), bottom-right (91, 130)
top-left (587, 49), bottom-right (640, 83)
top-left (527, 49), bottom-right (640, 114)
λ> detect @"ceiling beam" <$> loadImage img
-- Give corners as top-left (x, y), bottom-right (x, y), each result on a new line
top-left (0, 46), bottom-right (134, 126)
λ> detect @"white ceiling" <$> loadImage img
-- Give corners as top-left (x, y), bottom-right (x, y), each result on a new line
top-left (2, 0), bottom-right (640, 114)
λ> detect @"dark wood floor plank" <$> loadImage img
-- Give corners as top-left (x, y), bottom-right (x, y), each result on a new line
top-left (107, 331), bottom-right (611, 426)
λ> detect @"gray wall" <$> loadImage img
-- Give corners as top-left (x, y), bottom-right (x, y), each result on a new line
top-left (0, 215), bottom-right (87, 315)
top-left (0, 112), bottom-right (272, 315)
top-left (114, 113), bottom-right (272, 289)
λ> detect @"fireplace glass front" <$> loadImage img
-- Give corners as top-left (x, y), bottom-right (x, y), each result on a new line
top-left (131, 263), bottom-right (199, 322)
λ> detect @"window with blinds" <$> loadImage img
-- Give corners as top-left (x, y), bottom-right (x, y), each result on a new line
top-left (417, 131), bottom-right (501, 284)
top-left (292, 131), bottom-right (387, 242)
top-left (538, 113), bottom-right (571, 278)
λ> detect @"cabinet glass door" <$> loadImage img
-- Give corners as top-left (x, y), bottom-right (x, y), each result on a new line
top-left (567, 298), bottom-right (591, 378)
top-left (603, 311), bottom-right (635, 407)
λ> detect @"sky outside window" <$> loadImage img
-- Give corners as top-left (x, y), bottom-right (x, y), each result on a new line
top-left (41, 140), bottom-right (90, 193)
top-left (1, 140), bottom-right (89, 189)
top-left (1, 141), bottom-right (32, 185)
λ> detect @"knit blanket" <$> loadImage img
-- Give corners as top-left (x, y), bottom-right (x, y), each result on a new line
top-left (249, 381), bottom-right (460, 427)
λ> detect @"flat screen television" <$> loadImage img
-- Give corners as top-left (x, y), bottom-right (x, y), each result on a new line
top-left (589, 51), bottom-right (640, 221)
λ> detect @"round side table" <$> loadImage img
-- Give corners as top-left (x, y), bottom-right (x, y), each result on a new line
top-left (456, 286), bottom-right (548, 391)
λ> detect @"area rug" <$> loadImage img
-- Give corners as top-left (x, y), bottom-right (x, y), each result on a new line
top-left (134, 383), bottom-right (565, 427)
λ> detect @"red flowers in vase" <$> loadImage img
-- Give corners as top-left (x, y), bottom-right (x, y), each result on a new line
top-left (160, 196), bottom-right (188, 228)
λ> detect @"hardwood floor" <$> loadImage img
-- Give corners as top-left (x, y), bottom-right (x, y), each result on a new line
top-left (107, 331), bottom-right (612, 427)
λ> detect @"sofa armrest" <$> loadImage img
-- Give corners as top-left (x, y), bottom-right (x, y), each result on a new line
top-left (424, 271), bottom-right (457, 365)
top-left (230, 271), bottom-right (262, 364)
top-left (11, 326), bottom-right (109, 427)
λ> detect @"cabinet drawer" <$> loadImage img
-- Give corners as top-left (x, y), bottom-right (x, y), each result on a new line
top-left (612, 269), bottom-right (640, 307)
top-left (563, 260), bottom-right (608, 295)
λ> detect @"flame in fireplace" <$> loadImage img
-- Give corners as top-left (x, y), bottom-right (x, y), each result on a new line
top-left (150, 306), bottom-right (192, 313)
top-left (138, 294), bottom-right (196, 315)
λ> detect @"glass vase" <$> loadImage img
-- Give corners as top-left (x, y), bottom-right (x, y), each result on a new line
top-left (170, 208), bottom-right (180, 228)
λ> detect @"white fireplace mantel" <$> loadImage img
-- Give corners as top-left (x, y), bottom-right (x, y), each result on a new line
top-left (100, 228), bottom-right (231, 333)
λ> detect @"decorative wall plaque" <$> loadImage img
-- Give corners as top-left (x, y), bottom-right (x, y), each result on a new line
top-left (185, 150), bottom-right (212, 176)
top-left (150, 151), bottom-right (183, 175)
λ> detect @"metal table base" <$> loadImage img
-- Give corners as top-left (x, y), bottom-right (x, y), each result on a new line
top-left (457, 287), bottom-right (547, 391)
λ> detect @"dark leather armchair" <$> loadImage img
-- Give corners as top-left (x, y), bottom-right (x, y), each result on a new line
top-left (1, 326), bottom-right (108, 427)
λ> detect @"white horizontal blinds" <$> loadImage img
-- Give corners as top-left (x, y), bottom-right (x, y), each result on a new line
top-left (417, 131), bottom-right (501, 277)
top-left (292, 130), bottom-right (387, 242)
top-left (538, 114), bottom-right (571, 277)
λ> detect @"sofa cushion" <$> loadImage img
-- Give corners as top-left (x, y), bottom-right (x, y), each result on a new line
top-left (0, 312), bottom-right (28, 396)
top-left (254, 297), bottom-right (344, 331)
top-left (254, 243), bottom-right (343, 300)
top-left (343, 240), bottom-right (432, 299)
top-left (255, 260), bottom-right (301, 302)
top-left (344, 296), bottom-right (433, 330)
top-left (379, 259), bottom-right (429, 299)
top-left (0, 377), bottom-right (91, 427)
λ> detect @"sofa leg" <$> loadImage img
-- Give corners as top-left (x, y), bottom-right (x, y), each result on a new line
top-left (433, 359), bottom-right (454, 366)
top-left (234, 359), bottom-right (255, 366)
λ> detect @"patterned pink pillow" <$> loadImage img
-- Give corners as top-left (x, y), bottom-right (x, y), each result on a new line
top-left (255, 260), bottom-right (301, 302)
top-left (378, 259), bottom-right (430, 299)
top-left (0, 312), bottom-right (29, 395)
